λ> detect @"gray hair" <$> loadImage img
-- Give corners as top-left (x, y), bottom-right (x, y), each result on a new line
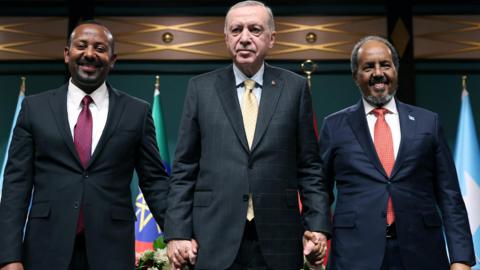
top-left (350, 35), bottom-right (399, 77)
top-left (224, 1), bottom-right (275, 33)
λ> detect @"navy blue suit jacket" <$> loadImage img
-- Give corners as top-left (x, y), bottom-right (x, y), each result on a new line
top-left (319, 99), bottom-right (475, 270)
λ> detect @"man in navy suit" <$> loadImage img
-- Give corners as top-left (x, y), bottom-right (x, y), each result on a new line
top-left (0, 21), bottom-right (169, 270)
top-left (319, 35), bottom-right (475, 270)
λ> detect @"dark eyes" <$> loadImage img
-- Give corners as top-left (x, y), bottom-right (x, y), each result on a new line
top-left (362, 62), bottom-right (392, 71)
top-left (75, 42), bottom-right (108, 53)
top-left (230, 25), bottom-right (263, 36)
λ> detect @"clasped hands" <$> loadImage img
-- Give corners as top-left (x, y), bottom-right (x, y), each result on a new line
top-left (167, 231), bottom-right (327, 270)
top-left (303, 231), bottom-right (328, 270)
top-left (167, 239), bottom-right (198, 270)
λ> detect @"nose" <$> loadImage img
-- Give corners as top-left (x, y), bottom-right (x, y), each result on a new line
top-left (239, 28), bottom-right (251, 46)
top-left (373, 64), bottom-right (382, 76)
top-left (84, 46), bottom-right (95, 59)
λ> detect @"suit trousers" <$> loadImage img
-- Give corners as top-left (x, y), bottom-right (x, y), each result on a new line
top-left (68, 233), bottom-right (89, 270)
top-left (227, 220), bottom-right (271, 270)
top-left (380, 238), bottom-right (405, 270)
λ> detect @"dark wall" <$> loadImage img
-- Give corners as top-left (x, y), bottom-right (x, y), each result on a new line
top-left (1, 63), bottom-right (479, 167)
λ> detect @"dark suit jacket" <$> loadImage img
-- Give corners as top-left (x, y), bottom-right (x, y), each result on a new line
top-left (164, 64), bottom-right (331, 270)
top-left (319, 99), bottom-right (475, 270)
top-left (0, 83), bottom-right (169, 270)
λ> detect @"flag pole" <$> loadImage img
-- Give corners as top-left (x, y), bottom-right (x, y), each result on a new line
top-left (301, 59), bottom-right (317, 92)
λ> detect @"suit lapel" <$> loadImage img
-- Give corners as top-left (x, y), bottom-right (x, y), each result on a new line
top-left (251, 65), bottom-right (282, 151)
top-left (347, 100), bottom-right (387, 178)
top-left (390, 101), bottom-right (415, 178)
top-left (215, 66), bottom-right (250, 152)
top-left (87, 84), bottom-right (124, 168)
top-left (48, 84), bottom-right (83, 168)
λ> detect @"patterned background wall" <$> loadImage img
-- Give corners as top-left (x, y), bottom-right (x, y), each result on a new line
top-left (0, 15), bottom-right (479, 60)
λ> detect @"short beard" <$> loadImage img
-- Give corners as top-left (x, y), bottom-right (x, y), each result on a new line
top-left (364, 89), bottom-right (396, 107)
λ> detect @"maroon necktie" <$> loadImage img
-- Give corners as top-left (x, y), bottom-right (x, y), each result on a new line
top-left (74, 95), bottom-right (93, 234)
top-left (372, 108), bottom-right (395, 225)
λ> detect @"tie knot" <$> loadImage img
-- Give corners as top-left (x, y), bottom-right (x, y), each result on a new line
top-left (372, 108), bottom-right (389, 118)
top-left (244, 79), bottom-right (256, 92)
top-left (81, 95), bottom-right (93, 108)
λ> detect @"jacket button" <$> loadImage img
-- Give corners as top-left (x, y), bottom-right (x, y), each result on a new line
top-left (73, 201), bottom-right (79, 209)
top-left (83, 171), bottom-right (89, 178)
top-left (242, 194), bottom-right (249, 201)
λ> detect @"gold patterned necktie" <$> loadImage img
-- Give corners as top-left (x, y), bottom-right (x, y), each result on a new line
top-left (241, 79), bottom-right (258, 221)
top-left (241, 79), bottom-right (258, 149)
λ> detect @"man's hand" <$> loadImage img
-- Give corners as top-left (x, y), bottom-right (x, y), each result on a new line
top-left (0, 262), bottom-right (24, 270)
top-left (189, 239), bottom-right (198, 265)
top-left (167, 239), bottom-right (198, 270)
top-left (451, 263), bottom-right (471, 270)
top-left (303, 231), bottom-right (327, 268)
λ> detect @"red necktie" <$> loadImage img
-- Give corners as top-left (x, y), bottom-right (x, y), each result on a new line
top-left (74, 95), bottom-right (93, 234)
top-left (372, 108), bottom-right (395, 225)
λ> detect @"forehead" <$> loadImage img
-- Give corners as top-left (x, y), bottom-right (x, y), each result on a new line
top-left (357, 40), bottom-right (393, 61)
top-left (71, 24), bottom-right (110, 42)
top-left (227, 5), bottom-right (269, 27)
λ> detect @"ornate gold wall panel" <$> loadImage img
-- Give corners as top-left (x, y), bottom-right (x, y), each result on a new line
top-left (0, 17), bottom-right (67, 60)
top-left (414, 15), bottom-right (480, 59)
top-left (97, 16), bottom-right (386, 60)
top-left (2, 15), bottom-right (480, 60)
top-left (0, 16), bottom-right (386, 60)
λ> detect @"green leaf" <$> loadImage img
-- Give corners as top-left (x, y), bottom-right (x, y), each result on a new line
top-left (153, 235), bottom-right (167, 250)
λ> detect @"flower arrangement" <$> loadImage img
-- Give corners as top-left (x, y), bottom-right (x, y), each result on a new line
top-left (135, 237), bottom-right (170, 270)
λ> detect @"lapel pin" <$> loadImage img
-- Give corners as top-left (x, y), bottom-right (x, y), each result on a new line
top-left (271, 80), bottom-right (276, 86)
top-left (408, 115), bottom-right (415, 121)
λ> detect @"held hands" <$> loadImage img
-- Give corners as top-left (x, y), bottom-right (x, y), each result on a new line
top-left (167, 239), bottom-right (198, 270)
top-left (0, 262), bottom-right (24, 270)
top-left (303, 231), bottom-right (327, 270)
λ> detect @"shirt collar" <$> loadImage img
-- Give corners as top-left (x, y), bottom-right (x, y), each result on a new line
top-left (363, 97), bottom-right (398, 115)
top-left (67, 79), bottom-right (108, 109)
top-left (233, 63), bottom-right (264, 88)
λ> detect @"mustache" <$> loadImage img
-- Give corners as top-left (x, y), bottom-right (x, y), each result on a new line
top-left (77, 58), bottom-right (102, 67)
top-left (369, 76), bottom-right (388, 85)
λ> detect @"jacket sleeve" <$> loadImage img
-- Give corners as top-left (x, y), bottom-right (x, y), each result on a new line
top-left (0, 98), bottom-right (34, 265)
top-left (163, 79), bottom-right (200, 242)
top-left (296, 79), bottom-right (331, 236)
top-left (432, 114), bottom-right (475, 265)
top-left (135, 103), bottom-right (170, 231)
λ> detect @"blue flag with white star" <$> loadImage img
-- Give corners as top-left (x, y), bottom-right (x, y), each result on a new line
top-left (454, 88), bottom-right (480, 268)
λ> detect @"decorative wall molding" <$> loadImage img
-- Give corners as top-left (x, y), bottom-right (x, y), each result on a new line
top-left (1, 16), bottom-right (480, 60)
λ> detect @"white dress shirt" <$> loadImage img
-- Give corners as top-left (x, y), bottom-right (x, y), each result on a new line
top-left (363, 97), bottom-right (401, 158)
top-left (233, 63), bottom-right (264, 106)
top-left (67, 79), bottom-right (109, 155)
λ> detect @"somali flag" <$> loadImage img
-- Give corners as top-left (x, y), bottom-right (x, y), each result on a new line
top-left (0, 77), bottom-right (26, 202)
top-left (135, 76), bottom-right (171, 253)
top-left (454, 88), bottom-right (480, 268)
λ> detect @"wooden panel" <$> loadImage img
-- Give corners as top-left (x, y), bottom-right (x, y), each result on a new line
top-left (0, 17), bottom-right (67, 60)
top-left (0, 16), bottom-right (388, 60)
top-left (414, 15), bottom-right (480, 59)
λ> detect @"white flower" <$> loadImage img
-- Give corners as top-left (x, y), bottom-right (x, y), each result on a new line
top-left (154, 248), bottom-right (169, 264)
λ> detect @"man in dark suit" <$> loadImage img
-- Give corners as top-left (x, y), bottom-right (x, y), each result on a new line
top-left (164, 1), bottom-right (331, 269)
top-left (319, 35), bottom-right (475, 270)
top-left (0, 21), bottom-right (169, 270)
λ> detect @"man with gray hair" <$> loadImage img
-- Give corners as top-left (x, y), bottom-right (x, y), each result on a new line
top-left (318, 35), bottom-right (475, 270)
top-left (164, 1), bottom-right (331, 269)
